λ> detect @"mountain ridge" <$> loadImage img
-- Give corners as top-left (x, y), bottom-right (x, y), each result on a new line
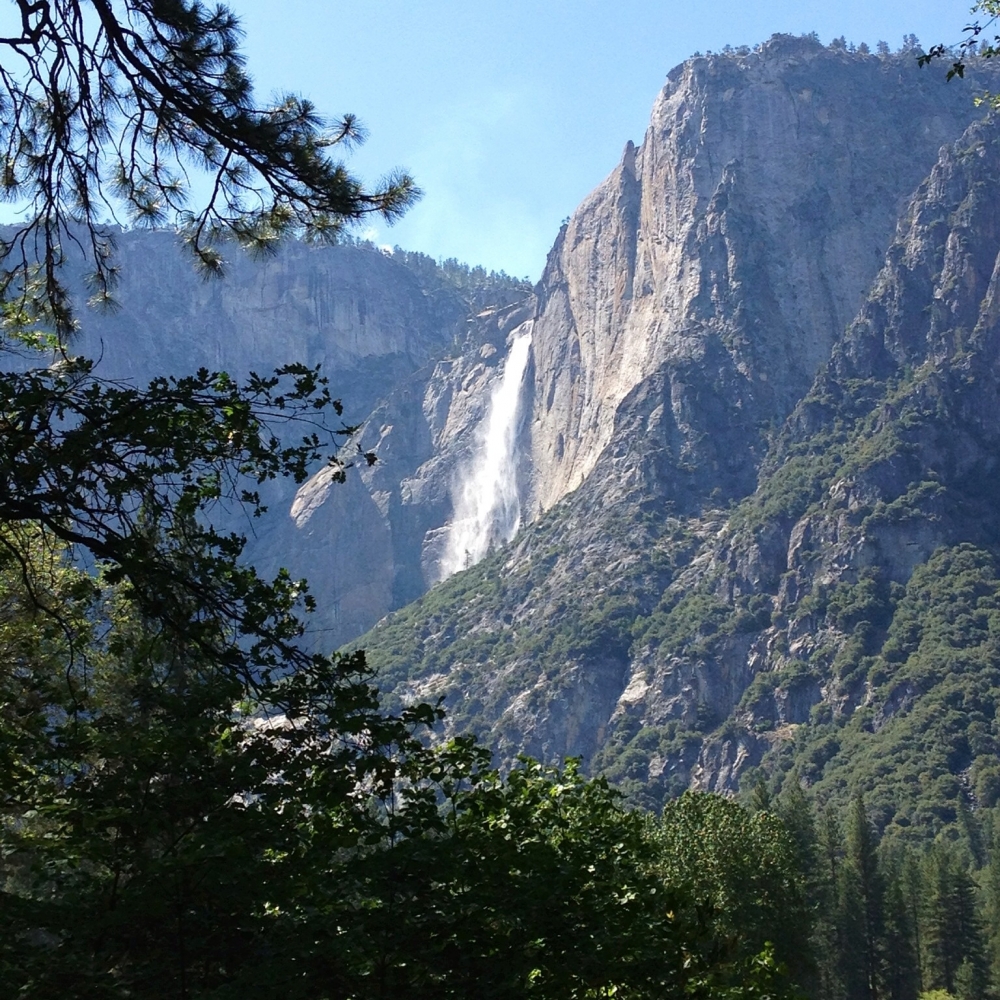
top-left (297, 35), bottom-right (997, 649)
top-left (12, 35), bottom-right (1000, 836)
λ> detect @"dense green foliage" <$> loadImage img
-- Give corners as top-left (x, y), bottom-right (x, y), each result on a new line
top-left (328, 768), bottom-right (805, 1000)
top-left (0, 528), bottom-right (807, 996)
top-left (765, 785), bottom-right (1000, 1000)
top-left (0, 336), bottom-right (804, 997)
top-left (778, 545), bottom-right (1000, 836)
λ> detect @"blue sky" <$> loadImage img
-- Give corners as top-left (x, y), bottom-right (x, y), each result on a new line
top-left (253, 0), bottom-right (977, 281)
top-left (229, 0), bottom-right (975, 279)
top-left (100, 3), bottom-right (1000, 280)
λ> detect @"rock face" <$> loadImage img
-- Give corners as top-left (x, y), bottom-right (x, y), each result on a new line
top-left (272, 298), bottom-right (537, 643)
top-left (302, 35), bottom-right (995, 634)
top-left (351, 39), bottom-right (1000, 828)
top-left (524, 35), bottom-right (991, 516)
top-left (66, 233), bottom-right (475, 417)
top-left (25, 36), bottom-right (1000, 829)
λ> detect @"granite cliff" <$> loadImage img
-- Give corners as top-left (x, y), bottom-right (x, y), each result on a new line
top-left (298, 35), bottom-right (995, 637)
top-left (18, 234), bottom-right (531, 644)
top-left (347, 38), bottom-right (1000, 829)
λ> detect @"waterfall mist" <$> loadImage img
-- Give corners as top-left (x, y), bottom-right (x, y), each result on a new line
top-left (440, 330), bottom-right (533, 579)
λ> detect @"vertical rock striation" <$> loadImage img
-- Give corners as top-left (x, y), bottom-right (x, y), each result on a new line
top-left (524, 35), bottom-right (993, 516)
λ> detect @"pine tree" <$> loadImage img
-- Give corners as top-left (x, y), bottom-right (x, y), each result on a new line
top-left (924, 849), bottom-right (989, 998)
top-left (751, 778), bottom-right (773, 813)
top-left (957, 801), bottom-right (986, 869)
top-left (0, 0), bottom-right (415, 678)
top-left (900, 849), bottom-right (928, 994)
top-left (840, 796), bottom-right (884, 1000)
top-left (879, 855), bottom-right (919, 1000)
top-left (777, 778), bottom-right (822, 995)
top-left (778, 776), bottom-right (819, 874)
top-left (981, 827), bottom-right (1000, 989)
top-left (816, 804), bottom-right (848, 1000)
top-left (0, 0), bottom-right (419, 336)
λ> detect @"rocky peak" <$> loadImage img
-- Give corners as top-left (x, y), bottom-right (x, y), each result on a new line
top-left (354, 49), bottom-right (1000, 829)
top-left (270, 41), bottom-right (1000, 652)
top-left (523, 40), bottom-right (992, 519)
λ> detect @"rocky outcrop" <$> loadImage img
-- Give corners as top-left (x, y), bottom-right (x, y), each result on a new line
top-left (272, 299), bottom-right (537, 643)
top-left (523, 35), bottom-right (993, 516)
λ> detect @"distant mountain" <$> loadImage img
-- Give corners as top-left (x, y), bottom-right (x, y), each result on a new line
top-left (54, 231), bottom-right (528, 418)
top-left (5, 230), bottom-right (531, 645)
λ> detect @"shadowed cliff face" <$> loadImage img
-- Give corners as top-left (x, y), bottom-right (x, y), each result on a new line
top-left (60, 234), bottom-right (473, 419)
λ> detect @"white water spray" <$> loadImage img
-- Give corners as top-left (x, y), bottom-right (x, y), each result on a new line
top-left (440, 330), bottom-right (533, 579)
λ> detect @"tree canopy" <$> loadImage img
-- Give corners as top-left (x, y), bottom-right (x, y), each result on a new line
top-left (0, 0), bottom-right (419, 333)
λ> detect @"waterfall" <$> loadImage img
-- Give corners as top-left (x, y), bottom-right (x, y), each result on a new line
top-left (440, 330), bottom-right (533, 579)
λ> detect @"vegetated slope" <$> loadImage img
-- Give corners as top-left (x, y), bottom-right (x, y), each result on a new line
top-left (708, 117), bottom-right (1000, 836)
top-left (359, 55), bottom-right (1000, 839)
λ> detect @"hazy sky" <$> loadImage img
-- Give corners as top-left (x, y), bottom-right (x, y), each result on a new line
top-left (146, 3), bottom-right (1000, 279)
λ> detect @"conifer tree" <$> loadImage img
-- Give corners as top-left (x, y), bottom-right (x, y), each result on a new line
top-left (0, 0), bottom-right (414, 675)
top-left (899, 849), bottom-right (928, 995)
top-left (879, 858), bottom-right (919, 1000)
top-left (778, 778), bottom-right (824, 997)
top-left (751, 778), bottom-right (773, 814)
top-left (981, 827), bottom-right (1000, 987)
top-left (957, 801), bottom-right (986, 869)
top-left (778, 777), bottom-right (818, 874)
top-left (816, 804), bottom-right (849, 1000)
top-left (924, 850), bottom-right (988, 999)
top-left (840, 796), bottom-right (884, 1000)
top-left (0, 0), bottom-right (419, 335)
